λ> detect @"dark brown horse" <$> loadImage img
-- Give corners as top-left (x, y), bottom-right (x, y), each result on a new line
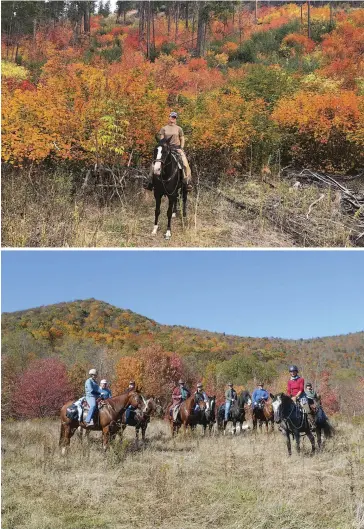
top-left (252, 397), bottom-right (274, 432)
top-left (168, 396), bottom-right (204, 436)
top-left (59, 390), bottom-right (146, 453)
top-left (119, 397), bottom-right (164, 441)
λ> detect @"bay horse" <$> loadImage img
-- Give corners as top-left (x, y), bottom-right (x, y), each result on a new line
top-left (217, 390), bottom-right (252, 435)
top-left (119, 397), bottom-right (164, 441)
top-left (272, 393), bottom-right (315, 456)
top-left (59, 390), bottom-right (146, 454)
top-left (168, 396), bottom-right (204, 436)
top-left (252, 396), bottom-right (274, 433)
top-left (151, 137), bottom-right (187, 240)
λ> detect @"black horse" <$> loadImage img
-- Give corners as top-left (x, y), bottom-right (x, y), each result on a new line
top-left (217, 390), bottom-right (252, 434)
top-left (311, 402), bottom-right (334, 449)
top-left (194, 396), bottom-right (216, 434)
top-left (151, 138), bottom-right (188, 240)
top-left (272, 393), bottom-right (315, 456)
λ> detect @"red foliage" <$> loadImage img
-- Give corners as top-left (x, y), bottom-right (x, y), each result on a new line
top-left (318, 371), bottom-right (339, 414)
top-left (12, 358), bottom-right (74, 418)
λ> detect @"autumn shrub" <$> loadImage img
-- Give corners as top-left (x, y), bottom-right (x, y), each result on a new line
top-left (100, 44), bottom-right (123, 63)
top-left (234, 64), bottom-right (297, 107)
top-left (12, 358), bottom-right (73, 419)
top-left (308, 20), bottom-right (336, 43)
top-left (272, 90), bottom-right (364, 172)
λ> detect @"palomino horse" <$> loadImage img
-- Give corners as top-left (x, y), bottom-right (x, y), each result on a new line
top-left (168, 396), bottom-right (204, 436)
top-left (272, 393), bottom-right (315, 456)
top-left (217, 391), bottom-right (252, 434)
top-left (119, 397), bottom-right (164, 441)
top-left (59, 390), bottom-right (146, 454)
top-left (151, 138), bottom-right (188, 240)
top-left (252, 396), bottom-right (274, 432)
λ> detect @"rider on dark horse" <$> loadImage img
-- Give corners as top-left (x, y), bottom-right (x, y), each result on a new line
top-left (145, 111), bottom-right (192, 191)
top-left (252, 382), bottom-right (269, 410)
top-left (224, 382), bottom-right (238, 421)
top-left (194, 382), bottom-right (209, 413)
top-left (287, 365), bottom-right (316, 431)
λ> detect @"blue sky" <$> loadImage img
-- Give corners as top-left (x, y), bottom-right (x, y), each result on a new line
top-left (2, 250), bottom-right (363, 340)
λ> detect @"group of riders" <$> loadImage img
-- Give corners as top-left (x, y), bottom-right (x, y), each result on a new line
top-left (79, 364), bottom-right (323, 432)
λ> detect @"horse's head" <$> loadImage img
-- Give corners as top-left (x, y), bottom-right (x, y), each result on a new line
top-left (206, 396), bottom-right (216, 421)
top-left (271, 393), bottom-right (286, 423)
top-left (153, 137), bottom-right (172, 176)
top-left (239, 391), bottom-right (252, 407)
top-left (128, 390), bottom-right (147, 413)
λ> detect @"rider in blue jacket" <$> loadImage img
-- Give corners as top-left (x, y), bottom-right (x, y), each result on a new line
top-left (85, 368), bottom-right (102, 426)
top-left (100, 379), bottom-right (112, 399)
top-left (252, 382), bottom-right (269, 408)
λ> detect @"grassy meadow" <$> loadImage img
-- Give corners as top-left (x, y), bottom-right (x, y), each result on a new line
top-left (2, 417), bottom-right (364, 529)
top-left (2, 168), bottom-right (357, 248)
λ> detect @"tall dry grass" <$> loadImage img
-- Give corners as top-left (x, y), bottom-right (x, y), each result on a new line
top-left (2, 418), bottom-right (363, 529)
top-left (3, 167), bottom-right (358, 248)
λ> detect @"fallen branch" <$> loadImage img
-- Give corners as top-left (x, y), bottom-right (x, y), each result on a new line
top-left (306, 194), bottom-right (325, 219)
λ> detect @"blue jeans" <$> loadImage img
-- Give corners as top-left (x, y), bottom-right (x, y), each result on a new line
top-left (225, 400), bottom-right (231, 421)
top-left (86, 396), bottom-right (96, 422)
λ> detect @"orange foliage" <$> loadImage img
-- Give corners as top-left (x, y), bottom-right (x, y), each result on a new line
top-left (114, 357), bottom-right (143, 395)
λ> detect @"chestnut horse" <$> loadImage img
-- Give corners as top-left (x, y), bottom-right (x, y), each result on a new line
top-left (59, 390), bottom-right (145, 454)
top-left (252, 396), bottom-right (274, 432)
top-left (168, 396), bottom-right (204, 436)
top-left (119, 397), bottom-right (164, 441)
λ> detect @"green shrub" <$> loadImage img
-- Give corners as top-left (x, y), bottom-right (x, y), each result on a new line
top-left (100, 45), bottom-right (122, 63)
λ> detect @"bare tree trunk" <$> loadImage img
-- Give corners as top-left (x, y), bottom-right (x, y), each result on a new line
top-left (175, 1), bottom-right (180, 43)
top-left (185, 1), bottom-right (189, 29)
top-left (84, 1), bottom-right (90, 34)
top-left (146, 1), bottom-right (151, 58)
top-left (255, 0), bottom-right (258, 23)
top-left (329, 1), bottom-right (333, 26)
top-left (307, 0), bottom-right (311, 39)
top-left (196, 1), bottom-right (207, 57)
top-left (167, 3), bottom-right (171, 36)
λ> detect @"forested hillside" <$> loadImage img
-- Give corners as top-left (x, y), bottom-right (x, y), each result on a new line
top-left (2, 298), bottom-right (363, 419)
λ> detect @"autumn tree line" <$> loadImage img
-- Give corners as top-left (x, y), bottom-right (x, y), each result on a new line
top-left (2, 299), bottom-right (364, 421)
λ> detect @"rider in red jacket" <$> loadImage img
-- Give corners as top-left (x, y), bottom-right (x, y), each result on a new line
top-left (287, 365), bottom-right (305, 401)
top-left (287, 365), bottom-right (315, 430)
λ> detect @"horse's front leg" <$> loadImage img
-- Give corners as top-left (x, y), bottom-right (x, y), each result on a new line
top-left (294, 430), bottom-right (301, 454)
top-left (165, 197), bottom-right (175, 240)
top-left (182, 184), bottom-right (188, 218)
top-left (307, 430), bottom-right (316, 455)
top-left (152, 191), bottom-right (161, 235)
top-left (316, 426), bottom-right (322, 450)
top-left (135, 426), bottom-right (139, 441)
top-left (102, 426), bottom-right (110, 451)
top-left (233, 420), bottom-right (237, 435)
top-left (286, 430), bottom-right (292, 456)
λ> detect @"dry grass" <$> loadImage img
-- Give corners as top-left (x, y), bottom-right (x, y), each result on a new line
top-left (2, 418), bottom-right (364, 529)
top-left (2, 167), bottom-right (361, 247)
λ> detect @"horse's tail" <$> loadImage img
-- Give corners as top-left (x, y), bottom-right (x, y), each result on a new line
top-left (323, 421), bottom-right (334, 438)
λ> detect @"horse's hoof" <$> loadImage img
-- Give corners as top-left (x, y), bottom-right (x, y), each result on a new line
top-left (165, 231), bottom-right (171, 240)
top-left (172, 212), bottom-right (176, 218)
top-left (152, 226), bottom-right (158, 235)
